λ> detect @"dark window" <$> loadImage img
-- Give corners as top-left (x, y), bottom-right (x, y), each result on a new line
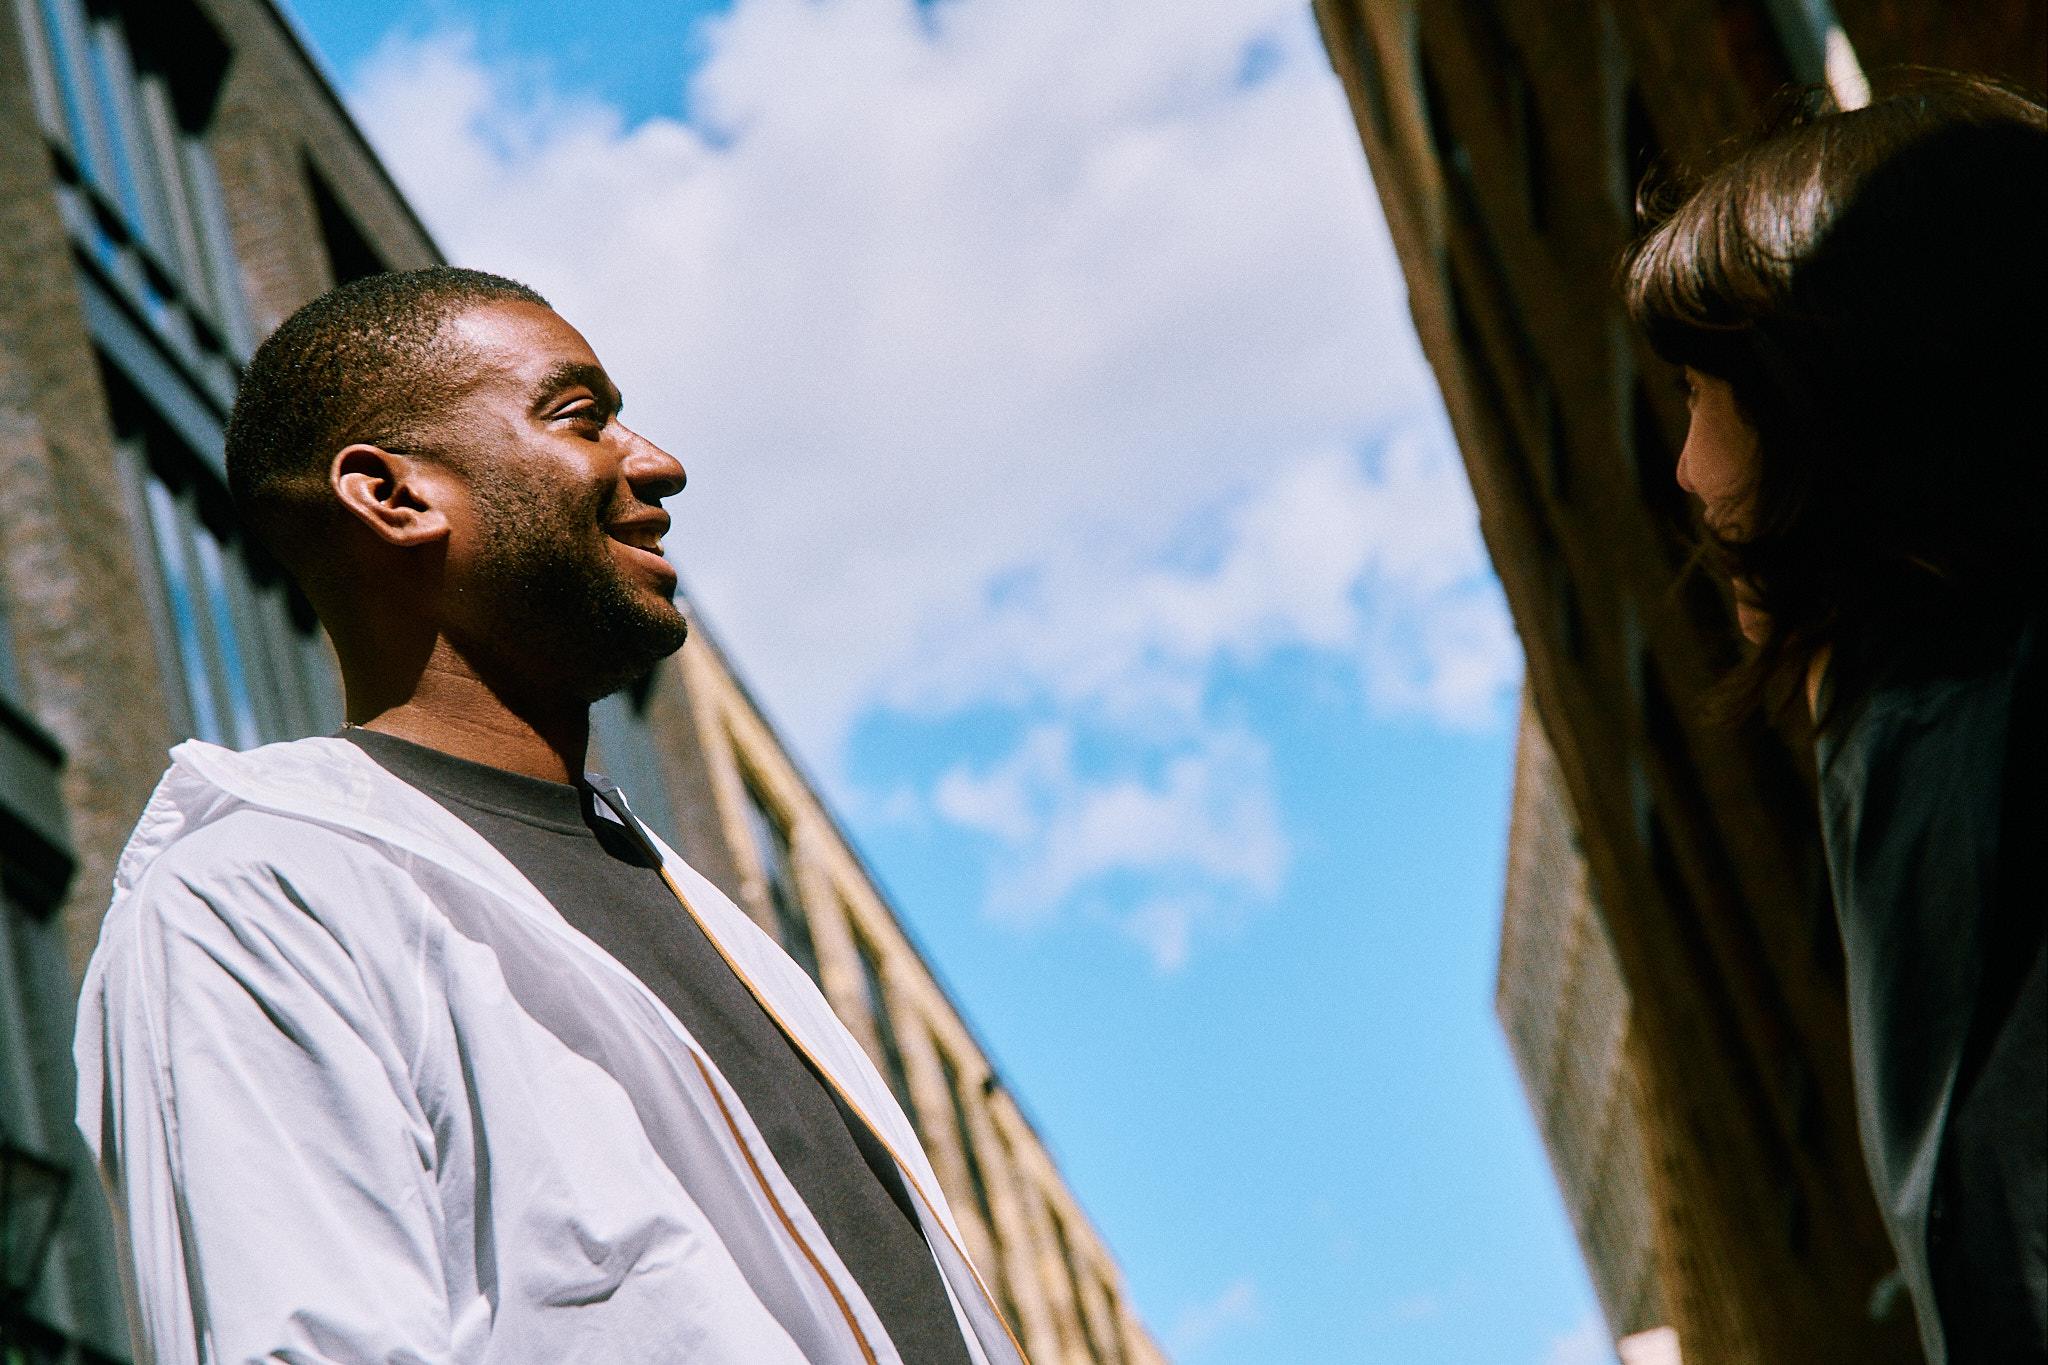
top-left (1638, 650), bottom-right (1691, 786)
top-left (740, 774), bottom-right (820, 983)
top-left (18, 0), bottom-right (248, 396)
top-left (106, 366), bottom-right (343, 748)
top-left (1556, 571), bottom-right (1586, 664)
top-left (1095, 1276), bottom-right (1129, 1365)
top-left (1418, 49), bottom-right (1466, 183)
top-left (937, 1048), bottom-right (1007, 1299)
top-left (0, 701), bottom-right (73, 920)
top-left (1049, 1206), bottom-right (1109, 1361)
top-left (1448, 0), bottom-right (1549, 233)
top-left (1619, 84), bottom-right (1665, 224)
top-left (1447, 272), bottom-right (1513, 453)
top-left (1779, 1046), bottom-right (1823, 1159)
top-left (1631, 376), bottom-right (1688, 544)
top-left (1449, 0), bottom-right (1516, 104)
top-left (2, 874), bottom-right (125, 1350)
top-left (982, 1119), bottom-right (1027, 1340)
top-left (1427, 56), bottom-right (1557, 527)
top-left (852, 931), bottom-right (917, 1120)
top-left (1643, 785), bottom-right (1812, 1253)
top-left (1536, 376), bottom-right (1569, 502)
top-left (1639, 656), bottom-right (1741, 902)
top-left (1511, 62), bottom-right (1549, 233)
top-left (307, 161), bottom-right (388, 286)
top-left (1446, 269), bottom-right (1554, 552)
top-left (2, 877), bottom-right (74, 1142)
top-left (1346, 10), bottom-right (1392, 144)
top-left (1711, 0), bottom-right (1800, 113)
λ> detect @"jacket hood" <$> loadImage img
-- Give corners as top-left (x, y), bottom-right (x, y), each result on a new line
top-left (115, 736), bottom-right (458, 895)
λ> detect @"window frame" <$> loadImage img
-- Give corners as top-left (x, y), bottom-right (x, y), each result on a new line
top-left (736, 764), bottom-right (823, 983)
top-left (105, 360), bottom-right (343, 748)
top-left (851, 925), bottom-right (918, 1120)
top-left (18, 0), bottom-right (250, 398)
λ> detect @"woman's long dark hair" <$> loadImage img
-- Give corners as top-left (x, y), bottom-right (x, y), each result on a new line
top-left (1623, 73), bottom-right (2048, 725)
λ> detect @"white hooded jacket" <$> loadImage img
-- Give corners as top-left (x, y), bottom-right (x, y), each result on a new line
top-left (75, 735), bottom-right (1026, 1365)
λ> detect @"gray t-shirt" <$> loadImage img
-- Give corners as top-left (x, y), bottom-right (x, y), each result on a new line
top-left (343, 728), bottom-right (971, 1365)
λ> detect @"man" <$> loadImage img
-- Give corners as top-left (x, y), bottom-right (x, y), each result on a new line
top-left (75, 267), bottom-right (1020, 1364)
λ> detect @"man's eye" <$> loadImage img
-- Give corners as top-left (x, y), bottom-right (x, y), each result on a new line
top-left (560, 404), bottom-right (608, 427)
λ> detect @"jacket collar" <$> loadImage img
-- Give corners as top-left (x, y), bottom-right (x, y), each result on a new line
top-left (117, 737), bottom-right (884, 1146)
top-left (118, 736), bottom-right (538, 910)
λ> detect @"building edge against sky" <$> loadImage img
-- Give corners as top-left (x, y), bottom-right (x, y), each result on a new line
top-left (1312, 0), bottom-right (2045, 1360)
top-left (0, 1), bottom-right (1165, 1360)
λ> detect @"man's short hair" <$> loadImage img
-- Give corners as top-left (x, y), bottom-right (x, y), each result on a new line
top-left (224, 266), bottom-right (548, 563)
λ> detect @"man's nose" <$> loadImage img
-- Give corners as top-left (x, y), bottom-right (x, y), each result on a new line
top-left (619, 424), bottom-right (687, 501)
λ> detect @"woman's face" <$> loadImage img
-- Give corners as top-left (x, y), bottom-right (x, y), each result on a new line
top-left (1676, 367), bottom-right (1767, 642)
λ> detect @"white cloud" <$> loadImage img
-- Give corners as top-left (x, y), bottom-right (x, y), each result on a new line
top-left (1123, 897), bottom-right (1203, 975)
top-left (1546, 1312), bottom-right (1616, 1365)
top-left (1168, 1275), bottom-right (1259, 1358)
top-left (345, 0), bottom-right (1518, 967)
top-left (1393, 1292), bottom-right (1443, 1322)
top-left (889, 429), bottom-right (1517, 732)
top-left (933, 722), bottom-right (1285, 968)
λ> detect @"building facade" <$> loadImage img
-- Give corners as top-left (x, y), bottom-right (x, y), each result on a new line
top-left (0, 2), bottom-right (1163, 1360)
top-left (1496, 701), bottom-right (1663, 1348)
top-left (1313, 0), bottom-right (2043, 1361)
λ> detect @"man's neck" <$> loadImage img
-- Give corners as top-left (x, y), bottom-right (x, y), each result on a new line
top-left (345, 641), bottom-right (590, 785)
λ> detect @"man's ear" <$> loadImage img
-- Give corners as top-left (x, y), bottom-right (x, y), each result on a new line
top-left (331, 445), bottom-right (454, 548)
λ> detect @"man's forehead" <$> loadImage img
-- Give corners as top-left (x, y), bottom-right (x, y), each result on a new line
top-left (442, 300), bottom-right (606, 387)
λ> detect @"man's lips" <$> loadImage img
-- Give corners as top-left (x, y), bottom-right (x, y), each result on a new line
top-left (606, 516), bottom-right (676, 579)
top-left (606, 513), bottom-right (669, 551)
top-left (612, 539), bottom-right (676, 577)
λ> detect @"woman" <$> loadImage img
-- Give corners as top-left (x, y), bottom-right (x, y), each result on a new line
top-left (1624, 76), bottom-right (2046, 1362)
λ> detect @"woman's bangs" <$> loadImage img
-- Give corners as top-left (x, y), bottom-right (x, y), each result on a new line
top-left (1625, 195), bottom-right (1757, 374)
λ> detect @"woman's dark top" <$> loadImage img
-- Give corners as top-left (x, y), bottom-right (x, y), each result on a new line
top-left (1817, 622), bottom-right (2047, 1363)
top-left (341, 728), bottom-right (973, 1365)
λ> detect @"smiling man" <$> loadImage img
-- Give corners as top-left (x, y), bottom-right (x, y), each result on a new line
top-left (74, 268), bottom-right (1016, 1365)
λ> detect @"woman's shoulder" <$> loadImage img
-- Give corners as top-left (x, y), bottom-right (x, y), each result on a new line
top-left (1815, 615), bottom-right (2040, 854)
top-left (1822, 614), bottom-right (2040, 742)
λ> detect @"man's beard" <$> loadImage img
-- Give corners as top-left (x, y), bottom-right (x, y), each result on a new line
top-left (466, 478), bottom-right (689, 704)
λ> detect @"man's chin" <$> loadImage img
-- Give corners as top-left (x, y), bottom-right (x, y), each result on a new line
top-left (578, 615), bottom-right (689, 703)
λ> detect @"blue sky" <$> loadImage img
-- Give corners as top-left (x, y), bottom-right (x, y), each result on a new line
top-left (279, 1), bottom-right (1605, 1358)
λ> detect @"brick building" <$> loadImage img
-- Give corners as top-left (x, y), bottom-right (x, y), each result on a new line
top-left (0, 2), bottom-right (1164, 1360)
top-left (1496, 701), bottom-right (1664, 1349)
top-left (1311, 0), bottom-right (2043, 1360)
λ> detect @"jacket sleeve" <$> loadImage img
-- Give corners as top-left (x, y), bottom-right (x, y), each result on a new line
top-left (77, 815), bottom-right (452, 1365)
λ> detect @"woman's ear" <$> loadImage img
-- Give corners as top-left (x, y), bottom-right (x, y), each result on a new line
top-left (331, 445), bottom-right (454, 548)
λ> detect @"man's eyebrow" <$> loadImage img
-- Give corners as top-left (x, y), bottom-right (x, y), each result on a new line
top-left (530, 360), bottom-right (623, 413)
